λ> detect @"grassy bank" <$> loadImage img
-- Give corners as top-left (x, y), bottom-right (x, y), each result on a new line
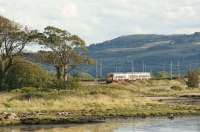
top-left (1, 79), bottom-right (200, 126)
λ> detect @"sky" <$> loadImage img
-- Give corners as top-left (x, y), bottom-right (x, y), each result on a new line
top-left (0, 0), bottom-right (200, 44)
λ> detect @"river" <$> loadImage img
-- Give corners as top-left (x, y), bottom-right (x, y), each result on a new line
top-left (0, 116), bottom-right (200, 132)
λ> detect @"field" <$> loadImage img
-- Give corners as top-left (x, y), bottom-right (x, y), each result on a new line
top-left (1, 79), bottom-right (200, 125)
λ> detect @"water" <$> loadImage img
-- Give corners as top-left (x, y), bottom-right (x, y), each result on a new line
top-left (1, 116), bottom-right (200, 132)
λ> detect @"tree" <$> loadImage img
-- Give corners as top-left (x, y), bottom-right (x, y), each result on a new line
top-left (0, 16), bottom-right (36, 88)
top-left (187, 70), bottom-right (200, 88)
top-left (38, 26), bottom-right (91, 82)
top-left (0, 15), bottom-right (18, 33)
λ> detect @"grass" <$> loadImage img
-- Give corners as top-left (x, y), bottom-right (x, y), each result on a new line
top-left (1, 79), bottom-right (200, 125)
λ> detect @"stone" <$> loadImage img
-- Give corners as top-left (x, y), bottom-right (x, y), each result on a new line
top-left (2, 112), bottom-right (8, 115)
top-left (4, 113), bottom-right (18, 120)
top-left (168, 114), bottom-right (175, 120)
top-left (57, 112), bottom-right (70, 116)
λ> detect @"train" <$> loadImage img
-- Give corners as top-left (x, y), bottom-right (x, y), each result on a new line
top-left (106, 72), bottom-right (151, 83)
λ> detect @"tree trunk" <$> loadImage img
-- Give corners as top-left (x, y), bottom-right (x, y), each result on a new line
top-left (0, 76), bottom-right (4, 89)
top-left (56, 66), bottom-right (62, 80)
top-left (0, 71), bottom-right (6, 89)
top-left (56, 65), bottom-right (67, 82)
top-left (0, 62), bottom-right (6, 89)
top-left (63, 65), bottom-right (67, 82)
top-left (0, 58), bottom-right (13, 89)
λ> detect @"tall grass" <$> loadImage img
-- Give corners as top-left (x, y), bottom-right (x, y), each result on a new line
top-left (0, 79), bottom-right (200, 113)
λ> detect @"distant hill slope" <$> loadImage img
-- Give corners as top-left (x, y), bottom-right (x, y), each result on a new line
top-left (85, 32), bottom-right (200, 76)
top-left (24, 32), bottom-right (200, 77)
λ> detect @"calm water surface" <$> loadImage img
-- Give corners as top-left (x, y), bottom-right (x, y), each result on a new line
top-left (1, 116), bottom-right (200, 132)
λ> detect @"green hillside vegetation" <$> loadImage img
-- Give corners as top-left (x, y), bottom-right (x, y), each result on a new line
top-left (4, 58), bottom-right (51, 89)
top-left (86, 33), bottom-right (200, 76)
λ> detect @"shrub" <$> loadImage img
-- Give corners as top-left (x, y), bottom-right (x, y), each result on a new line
top-left (12, 87), bottom-right (62, 100)
top-left (5, 58), bottom-right (51, 89)
top-left (13, 87), bottom-right (40, 93)
top-left (50, 77), bottom-right (80, 90)
top-left (187, 70), bottom-right (200, 88)
top-left (171, 86), bottom-right (183, 91)
top-left (66, 77), bottom-right (80, 89)
top-left (150, 88), bottom-right (170, 93)
top-left (74, 72), bottom-right (94, 81)
top-left (153, 71), bottom-right (171, 79)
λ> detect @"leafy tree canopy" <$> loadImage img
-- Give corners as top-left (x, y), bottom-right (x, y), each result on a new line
top-left (38, 26), bottom-right (93, 81)
top-left (0, 15), bottom-right (39, 88)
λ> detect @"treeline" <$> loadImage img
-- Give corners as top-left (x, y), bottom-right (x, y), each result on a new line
top-left (0, 15), bottom-right (93, 90)
top-left (154, 70), bottom-right (200, 88)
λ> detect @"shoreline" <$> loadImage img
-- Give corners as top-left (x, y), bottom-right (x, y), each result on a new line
top-left (1, 110), bottom-right (200, 127)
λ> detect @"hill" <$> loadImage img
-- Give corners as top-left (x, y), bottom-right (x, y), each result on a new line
top-left (84, 33), bottom-right (200, 76)
top-left (24, 32), bottom-right (200, 77)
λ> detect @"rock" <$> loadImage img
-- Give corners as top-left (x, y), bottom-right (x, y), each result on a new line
top-left (4, 113), bottom-right (18, 120)
top-left (37, 112), bottom-right (45, 116)
top-left (168, 114), bottom-right (175, 120)
top-left (2, 112), bottom-right (8, 115)
top-left (57, 112), bottom-right (70, 116)
top-left (0, 115), bottom-right (4, 121)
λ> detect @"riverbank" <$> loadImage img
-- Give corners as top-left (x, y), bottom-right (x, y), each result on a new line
top-left (1, 106), bottom-right (200, 126)
top-left (1, 115), bottom-right (200, 132)
top-left (1, 79), bottom-right (200, 126)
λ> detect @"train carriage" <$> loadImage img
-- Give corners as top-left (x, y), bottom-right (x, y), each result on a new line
top-left (107, 72), bottom-right (151, 83)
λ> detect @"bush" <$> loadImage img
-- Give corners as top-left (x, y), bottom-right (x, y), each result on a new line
top-left (171, 86), bottom-right (183, 91)
top-left (153, 71), bottom-right (171, 79)
top-left (187, 70), bottom-right (200, 88)
top-left (66, 77), bottom-right (80, 89)
top-left (50, 77), bottom-right (80, 90)
top-left (74, 72), bottom-right (94, 81)
top-left (13, 87), bottom-right (40, 93)
top-left (150, 88), bottom-right (170, 93)
top-left (12, 87), bottom-right (62, 100)
top-left (5, 58), bottom-right (51, 89)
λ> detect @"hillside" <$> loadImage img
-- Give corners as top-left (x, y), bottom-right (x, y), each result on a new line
top-left (24, 32), bottom-right (200, 77)
top-left (85, 33), bottom-right (200, 76)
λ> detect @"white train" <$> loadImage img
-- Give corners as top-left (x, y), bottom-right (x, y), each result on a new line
top-left (107, 72), bottom-right (151, 83)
